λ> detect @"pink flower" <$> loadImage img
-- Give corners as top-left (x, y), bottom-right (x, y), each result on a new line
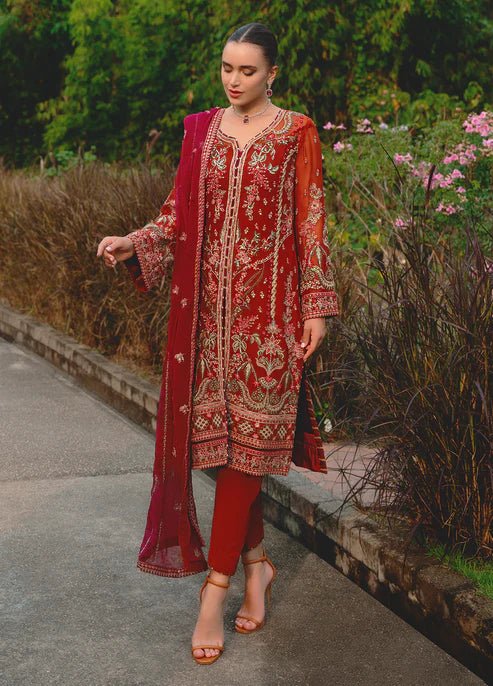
top-left (435, 202), bottom-right (460, 215)
top-left (324, 121), bottom-right (347, 131)
top-left (356, 118), bottom-right (374, 134)
top-left (394, 152), bottom-right (413, 165)
top-left (410, 161), bottom-right (432, 181)
top-left (333, 141), bottom-right (352, 153)
top-left (438, 176), bottom-right (454, 188)
top-left (394, 217), bottom-right (409, 228)
top-left (426, 171), bottom-right (444, 189)
top-left (463, 110), bottom-right (493, 137)
top-left (450, 168), bottom-right (465, 179)
top-left (442, 143), bottom-right (477, 166)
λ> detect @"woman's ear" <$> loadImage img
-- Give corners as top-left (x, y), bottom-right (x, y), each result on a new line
top-left (269, 64), bottom-right (278, 82)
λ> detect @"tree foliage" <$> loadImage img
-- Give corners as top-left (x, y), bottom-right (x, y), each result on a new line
top-left (0, 0), bottom-right (492, 166)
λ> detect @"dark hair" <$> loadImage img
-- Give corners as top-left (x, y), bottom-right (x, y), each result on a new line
top-left (226, 22), bottom-right (278, 68)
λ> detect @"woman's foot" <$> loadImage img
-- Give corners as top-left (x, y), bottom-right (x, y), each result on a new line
top-left (235, 544), bottom-right (275, 632)
top-left (191, 570), bottom-right (230, 660)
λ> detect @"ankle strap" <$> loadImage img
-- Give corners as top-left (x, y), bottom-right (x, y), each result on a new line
top-left (243, 554), bottom-right (267, 565)
top-left (206, 574), bottom-right (230, 589)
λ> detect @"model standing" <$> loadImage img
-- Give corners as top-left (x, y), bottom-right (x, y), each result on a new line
top-left (97, 21), bottom-right (339, 665)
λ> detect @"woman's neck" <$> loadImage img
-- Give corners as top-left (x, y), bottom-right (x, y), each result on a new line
top-left (230, 98), bottom-right (273, 117)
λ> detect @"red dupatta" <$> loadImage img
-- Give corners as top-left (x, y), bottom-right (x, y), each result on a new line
top-left (129, 107), bottom-right (222, 577)
top-left (125, 106), bottom-right (330, 578)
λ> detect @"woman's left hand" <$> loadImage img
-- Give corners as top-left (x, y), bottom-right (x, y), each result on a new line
top-left (300, 317), bottom-right (327, 362)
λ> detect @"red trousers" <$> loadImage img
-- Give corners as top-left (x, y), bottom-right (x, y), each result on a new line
top-left (207, 465), bottom-right (264, 575)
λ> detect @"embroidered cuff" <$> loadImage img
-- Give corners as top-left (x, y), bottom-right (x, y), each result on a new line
top-left (301, 291), bottom-right (340, 320)
top-left (124, 228), bottom-right (174, 292)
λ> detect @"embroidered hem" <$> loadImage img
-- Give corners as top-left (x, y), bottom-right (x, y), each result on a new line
top-left (136, 559), bottom-right (208, 578)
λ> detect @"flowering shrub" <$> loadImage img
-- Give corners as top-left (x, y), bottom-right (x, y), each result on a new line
top-left (322, 109), bottom-right (493, 255)
top-left (318, 109), bottom-right (492, 559)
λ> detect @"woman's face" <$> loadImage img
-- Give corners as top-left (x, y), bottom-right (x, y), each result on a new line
top-left (221, 41), bottom-right (276, 107)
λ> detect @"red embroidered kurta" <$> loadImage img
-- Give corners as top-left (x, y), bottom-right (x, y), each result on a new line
top-left (189, 108), bottom-right (338, 475)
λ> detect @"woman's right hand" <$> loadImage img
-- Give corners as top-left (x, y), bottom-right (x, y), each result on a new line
top-left (96, 236), bottom-right (135, 269)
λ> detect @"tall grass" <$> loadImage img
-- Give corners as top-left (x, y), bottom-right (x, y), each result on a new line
top-left (0, 160), bottom-right (175, 371)
top-left (329, 213), bottom-right (492, 560)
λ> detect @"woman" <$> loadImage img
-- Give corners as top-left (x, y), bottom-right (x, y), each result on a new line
top-left (96, 22), bottom-right (340, 665)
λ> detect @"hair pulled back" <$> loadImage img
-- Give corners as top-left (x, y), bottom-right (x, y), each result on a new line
top-left (226, 22), bottom-right (278, 68)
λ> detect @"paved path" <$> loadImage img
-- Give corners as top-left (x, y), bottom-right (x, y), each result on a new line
top-left (0, 337), bottom-right (486, 685)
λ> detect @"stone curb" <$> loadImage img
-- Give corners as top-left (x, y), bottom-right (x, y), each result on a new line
top-left (0, 300), bottom-right (491, 683)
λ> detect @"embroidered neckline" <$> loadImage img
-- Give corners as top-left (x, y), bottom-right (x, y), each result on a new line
top-left (217, 107), bottom-right (286, 153)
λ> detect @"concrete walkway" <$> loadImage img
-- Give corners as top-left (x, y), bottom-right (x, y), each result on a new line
top-left (1, 337), bottom-right (486, 685)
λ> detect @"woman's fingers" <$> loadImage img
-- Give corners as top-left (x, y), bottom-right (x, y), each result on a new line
top-left (97, 236), bottom-right (120, 268)
top-left (96, 236), bottom-right (114, 257)
top-left (103, 248), bottom-right (118, 268)
top-left (301, 320), bottom-right (327, 362)
top-left (302, 334), bottom-right (319, 362)
top-left (104, 254), bottom-right (117, 268)
top-left (97, 236), bottom-right (134, 267)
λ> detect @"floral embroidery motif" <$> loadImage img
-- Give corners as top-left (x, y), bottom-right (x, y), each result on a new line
top-left (208, 145), bottom-right (228, 222)
top-left (174, 352), bottom-right (185, 363)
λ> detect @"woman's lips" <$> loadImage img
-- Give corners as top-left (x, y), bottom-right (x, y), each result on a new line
top-left (229, 90), bottom-right (242, 97)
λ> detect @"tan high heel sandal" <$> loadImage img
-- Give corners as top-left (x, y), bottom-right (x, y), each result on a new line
top-left (235, 547), bottom-right (277, 634)
top-left (191, 573), bottom-right (230, 665)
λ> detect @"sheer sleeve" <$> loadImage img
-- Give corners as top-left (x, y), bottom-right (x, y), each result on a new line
top-left (294, 118), bottom-right (339, 320)
top-left (123, 181), bottom-right (178, 293)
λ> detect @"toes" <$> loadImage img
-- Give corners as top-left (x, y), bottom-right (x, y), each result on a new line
top-left (193, 647), bottom-right (219, 659)
top-left (235, 617), bottom-right (256, 630)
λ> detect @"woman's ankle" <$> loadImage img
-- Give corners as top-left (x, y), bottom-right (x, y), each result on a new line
top-left (242, 541), bottom-right (264, 562)
top-left (208, 568), bottom-right (231, 586)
